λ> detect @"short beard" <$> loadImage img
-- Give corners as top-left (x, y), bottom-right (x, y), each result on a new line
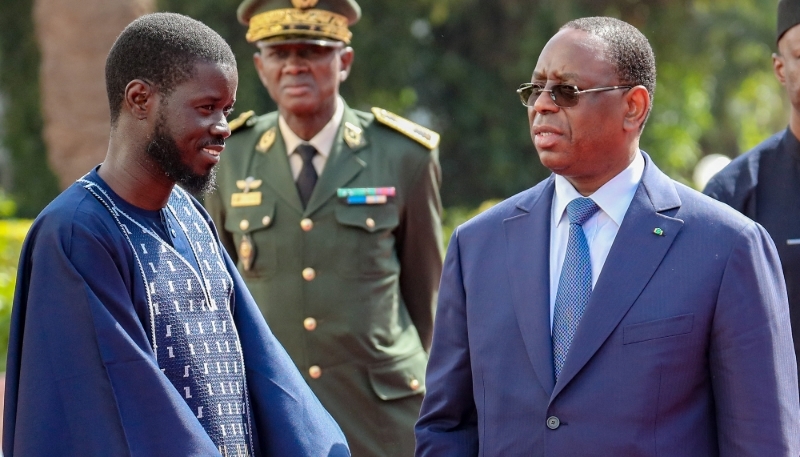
top-left (145, 115), bottom-right (216, 195)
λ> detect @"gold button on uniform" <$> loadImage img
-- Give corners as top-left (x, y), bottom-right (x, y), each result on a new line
top-left (239, 219), bottom-right (250, 231)
top-left (409, 378), bottom-right (420, 391)
top-left (309, 365), bottom-right (322, 379)
top-left (303, 317), bottom-right (317, 331)
top-left (300, 218), bottom-right (314, 231)
top-left (365, 217), bottom-right (376, 229)
top-left (302, 267), bottom-right (316, 281)
top-left (262, 215), bottom-right (271, 226)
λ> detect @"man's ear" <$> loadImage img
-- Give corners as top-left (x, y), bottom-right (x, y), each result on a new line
top-left (774, 53), bottom-right (787, 86)
top-left (622, 86), bottom-right (650, 132)
top-left (339, 47), bottom-right (355, 82)
top-left (124, 79), bottom-right (155, 120)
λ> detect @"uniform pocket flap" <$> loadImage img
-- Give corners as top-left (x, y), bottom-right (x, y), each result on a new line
top-left (367, 350), bottom-right (427, 401)
top-left (623, 313), bottom-right (694, 345)
top-left (335, 203), bottom-right (398, 233)
top-left (224, 201), bottom-right (276, 234)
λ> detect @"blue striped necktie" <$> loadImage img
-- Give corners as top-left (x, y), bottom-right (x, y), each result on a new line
top-left (552, 197), bottom-right (600, 381)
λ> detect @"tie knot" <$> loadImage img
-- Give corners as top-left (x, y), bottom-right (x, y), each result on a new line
top-left (566, 197), bottom-right (600, 225)
top-left (295, 144), bottom-right (317, 163)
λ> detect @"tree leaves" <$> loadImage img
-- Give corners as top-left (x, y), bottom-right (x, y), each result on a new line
top-left (0, 0), bottom-right (788, 216)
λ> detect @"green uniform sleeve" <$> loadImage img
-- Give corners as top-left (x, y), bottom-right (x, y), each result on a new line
top-left (396, 147), bottom-right (443, 350)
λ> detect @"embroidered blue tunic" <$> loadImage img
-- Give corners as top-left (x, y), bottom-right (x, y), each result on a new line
top-left (82, 174), bottom-right (254, 456)
top-left (3, 168), bottom-right (349, 457)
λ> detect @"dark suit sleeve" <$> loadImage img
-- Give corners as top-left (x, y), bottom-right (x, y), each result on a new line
top-left (702, 169), bottom-right (734, 202)
top-left (204, 188), bottom-right (238, 263)
top-left (710, 222), bottom-right (800, 455)
top-left (396, 148), bottom-right (443, 350)
top-left (702, 156), bottom-right (758, 219)
top-left (415, 228), bottom-right (479, 456)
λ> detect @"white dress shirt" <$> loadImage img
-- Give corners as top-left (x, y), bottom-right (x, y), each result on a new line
top-left (548, 151), bottom-right (645, 330)
top-left (279, 96), bottom-right (345, 180)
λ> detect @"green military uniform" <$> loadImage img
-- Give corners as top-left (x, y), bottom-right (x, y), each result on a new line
top-left (205, 103), bottom-right (443, 456)
top-left (210, 2), bottom-right (444, 453)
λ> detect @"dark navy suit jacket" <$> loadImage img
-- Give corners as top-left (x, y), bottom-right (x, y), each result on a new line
top-left (704, 128), bottom-right (800, 386)
top-left (416, 153), bottom-right (800, 456)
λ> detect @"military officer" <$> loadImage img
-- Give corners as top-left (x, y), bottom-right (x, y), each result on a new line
top-left (204, 0), bottom-right (443, 455)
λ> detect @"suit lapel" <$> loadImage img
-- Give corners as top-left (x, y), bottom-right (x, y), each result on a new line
top-left (503, 178), bottom-right (557, 396)
top-left (552, 154), bottom-right (684, 398)
top-left (250, 125), bottom-right (305, 214)
top-left (304, 105), bottom-right (367, 216)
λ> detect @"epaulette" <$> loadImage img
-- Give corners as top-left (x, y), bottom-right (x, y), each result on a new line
top-left (371, 107), bottom-right (440, 150)
top-left (229, 110), bottom-right (256, 133)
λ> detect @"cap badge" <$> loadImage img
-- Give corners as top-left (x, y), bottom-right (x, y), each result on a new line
top-left (291, 0), bottom-right (318, 8)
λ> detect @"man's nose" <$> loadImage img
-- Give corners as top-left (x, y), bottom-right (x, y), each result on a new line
top-left (283, 52), bottom-right (309, 74)
top-left (532, 89), bottom-right (559, 114)
top-left (212, 116), bottom-right (231, 139)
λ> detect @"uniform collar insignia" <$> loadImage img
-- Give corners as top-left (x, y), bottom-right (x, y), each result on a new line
top-left (256, 127), bottom-right (276, 153)
top-left (344, 121), bottom-right (364, 148)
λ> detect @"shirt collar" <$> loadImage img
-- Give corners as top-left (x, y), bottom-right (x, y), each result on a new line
top-left (279, 96), bottom-right (345, 158)
top-left (553, 150), bottom-right (645, 227)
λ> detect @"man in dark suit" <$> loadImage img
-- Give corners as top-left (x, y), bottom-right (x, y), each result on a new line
top-left (704, 0), bottom-right (800, 386)
top-left (416, 16), bottom-right (800, 456)
top-left (204, 0), bottom-right (443, 455)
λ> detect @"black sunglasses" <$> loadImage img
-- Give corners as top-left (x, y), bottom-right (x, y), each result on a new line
top-left (517, 83), bottom-right (632, 108)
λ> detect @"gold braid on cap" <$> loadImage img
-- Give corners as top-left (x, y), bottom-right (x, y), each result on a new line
top-left (246, 8), bottom-right (352, 44)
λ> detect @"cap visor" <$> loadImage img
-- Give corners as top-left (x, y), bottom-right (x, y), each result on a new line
top-left (258, 37), bottom-right (344, 47)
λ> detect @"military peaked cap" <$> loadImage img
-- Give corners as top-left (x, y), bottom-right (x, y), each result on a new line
top-left (238, 0), bottom-right (361, 45)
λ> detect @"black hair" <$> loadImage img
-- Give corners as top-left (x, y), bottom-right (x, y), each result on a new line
top-left (562, 17), bottom-right (656, 122)
top-left (105, 12), bottom-right (236, 125)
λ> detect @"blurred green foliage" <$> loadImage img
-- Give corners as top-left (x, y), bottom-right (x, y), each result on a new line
top-left (0, 190), bottom-right (17, 218)
top-left (0, 219), bottom-right (31, 371)
top-left (0, 0), bottom-right (59, 218)
top-left (154, 0), bottom-right (789, 200)
top-left (0, 0), bottom-right (791, 216)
